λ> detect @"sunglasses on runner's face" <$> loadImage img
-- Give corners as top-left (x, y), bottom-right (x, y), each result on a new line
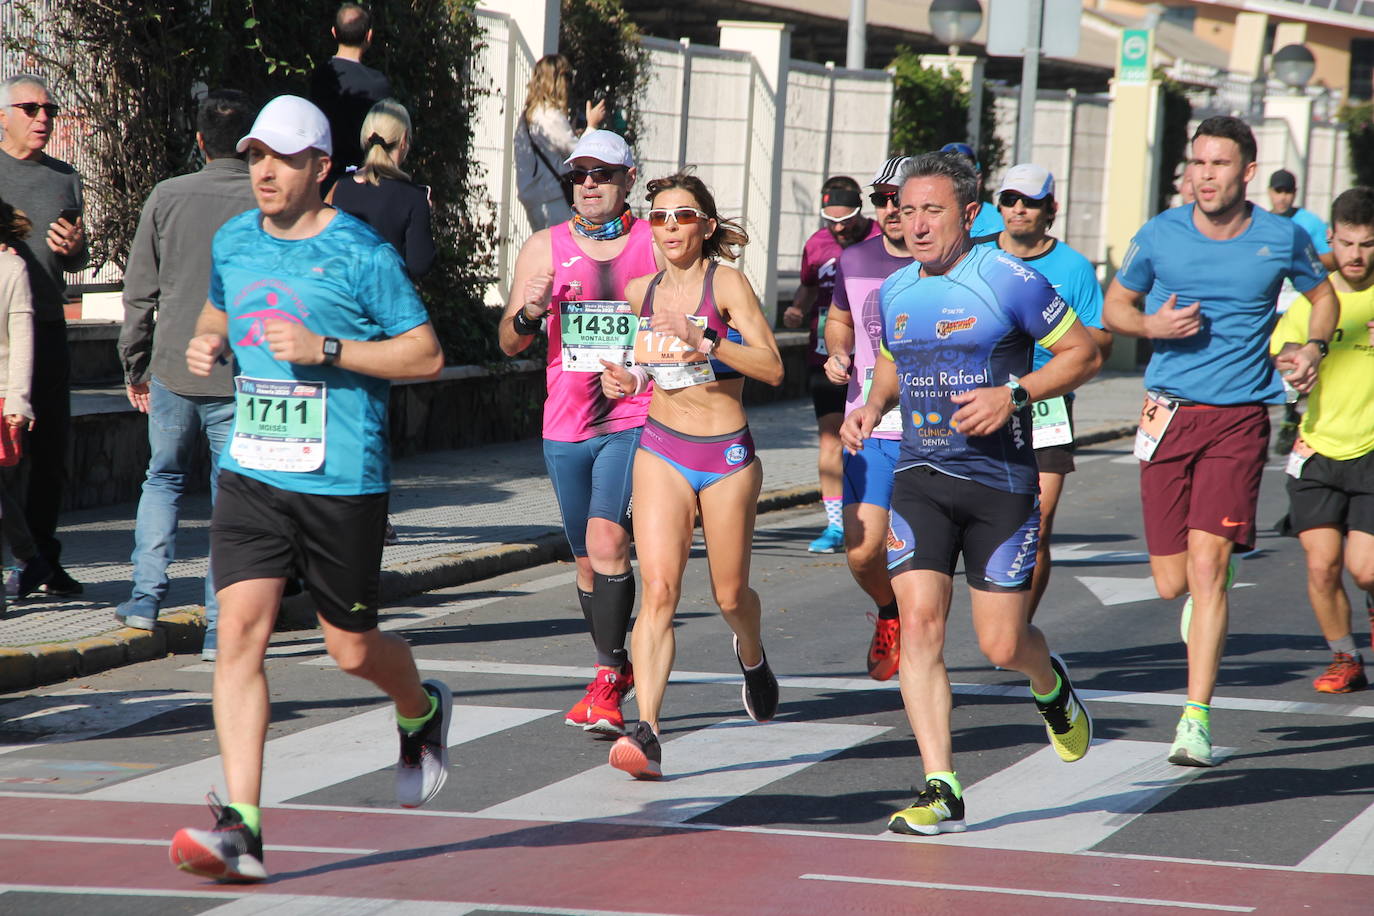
top-left (564, 166), bottom-right (625, 185)
top-left (998, 192), bottom-right (1047, 209)
top-left (647, 207), bottom-right (709, 227)
top-left (869, 190), bottom-right (899, 208)
top-left (9, 102), bottom-right (60, 118)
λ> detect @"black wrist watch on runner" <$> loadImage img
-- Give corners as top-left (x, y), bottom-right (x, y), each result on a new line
top-left (1306, 339), bottom-right (1329, 358)
top-left (1004, 381), bottom-right (1030, 410)
top-left (698, 327), bottom-right (720, 355)
top-left (322, 337), bottom-right (342, 366)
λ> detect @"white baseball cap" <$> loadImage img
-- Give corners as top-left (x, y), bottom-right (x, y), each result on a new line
top-left (564, 129), bottom-right (634, 169)
top-left (236, 95), bottom-right (333, 157)
top-left (997, 163), bottom-right (1055, 200)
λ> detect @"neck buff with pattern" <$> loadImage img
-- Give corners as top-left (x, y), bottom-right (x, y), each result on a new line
top-left (571, 208), bottom-right (634, 241)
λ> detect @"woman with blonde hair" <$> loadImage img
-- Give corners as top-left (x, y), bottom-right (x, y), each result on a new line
top-left (515, 54), bottom-right (606, 230)
top-left (599, 172), bottom-right (784, 778)
top-left (328, 98), bottom-right (435, 280)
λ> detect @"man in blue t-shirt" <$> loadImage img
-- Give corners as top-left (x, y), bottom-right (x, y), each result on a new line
top-left (1104, 116), bottom-right (1337, 770)
top-left (976, 163), bottom-right (1113, 625)
top-left (840, 151), bottom-right (1102, 838)
top-left (168, 95), bottom-right (451, 884)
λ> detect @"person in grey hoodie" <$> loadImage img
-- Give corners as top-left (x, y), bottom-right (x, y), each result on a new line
top-left (114, 90), bottom-right (258, 659)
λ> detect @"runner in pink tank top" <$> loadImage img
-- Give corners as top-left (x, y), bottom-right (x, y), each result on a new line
top-left (499, 130), bottom-right (659, 740)
top-left (545, 219), bottom-right (655, 441)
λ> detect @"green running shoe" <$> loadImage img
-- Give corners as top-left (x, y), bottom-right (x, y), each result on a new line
top-left (887, 778), bottom-right (966, 836)
top-left (1168, 715), bottom-right (1214, 767)
top-left (1180, 559), bottom-right (1236, 645)
top-left (1035, 654), bottom-right (1093, 762)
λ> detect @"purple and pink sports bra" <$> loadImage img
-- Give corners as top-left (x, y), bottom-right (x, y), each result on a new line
top-left (640, 261), bottom-right (744, 380)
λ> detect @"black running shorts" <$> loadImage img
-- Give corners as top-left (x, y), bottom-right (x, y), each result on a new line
top-left (808, 366), bottom-right (848, 419)
top-left (211, 469), bottom-right (388, 632)
top-left (1286, 448), bottom-right (1374, 536)
top-left (886, 466), bottom-right (1040, 592)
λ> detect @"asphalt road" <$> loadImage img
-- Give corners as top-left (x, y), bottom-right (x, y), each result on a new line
top-left (2, 439), bottom-right (1373, 914)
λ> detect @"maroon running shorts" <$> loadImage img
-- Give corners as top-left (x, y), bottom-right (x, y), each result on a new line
top-left (1139, 403), bottom-right (1269, 555)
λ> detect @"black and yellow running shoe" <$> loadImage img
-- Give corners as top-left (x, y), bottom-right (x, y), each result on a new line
top-left (1035, 654), bottom-right (1093, 762)
top-left (887, 778), bottom-right (966, 836)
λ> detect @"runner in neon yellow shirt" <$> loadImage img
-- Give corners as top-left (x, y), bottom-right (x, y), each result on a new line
top-left (1271, 187), bottom-right (1374, 694)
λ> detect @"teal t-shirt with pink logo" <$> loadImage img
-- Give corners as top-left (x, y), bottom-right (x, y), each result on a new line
top-left (208, 209), bottom-right (430, 495)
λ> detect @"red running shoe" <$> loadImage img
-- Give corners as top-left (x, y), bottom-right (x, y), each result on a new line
top-left (585, 666), bottom-right (632, 736)
top-left (1313, 652), bottom-right (1368, 694)
top-left (609, 720), bottom-right (662, 779)
top-left (565, 676), bottom-right (597, 727)
top-left (867, 612), bottom-right (900, 681)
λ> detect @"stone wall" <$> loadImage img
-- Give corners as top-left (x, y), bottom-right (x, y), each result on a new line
top-left (66, 331), bottom-right (813, 510)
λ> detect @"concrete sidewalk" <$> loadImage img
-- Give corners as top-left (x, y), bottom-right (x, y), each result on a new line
top-left (0, 371), bottom-right (1146, 690)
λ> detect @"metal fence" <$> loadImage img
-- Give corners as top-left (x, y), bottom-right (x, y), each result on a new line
top-left (989, 87), bottom-right (1112, 267)
top-left (472, 23), bottom-right (895, 307)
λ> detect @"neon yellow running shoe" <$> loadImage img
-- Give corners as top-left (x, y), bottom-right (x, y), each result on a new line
top-left (1035, 654), bottom-right (1093, 762)
top-left (1180, 559), bottom-right (1236, 645)
top-left (887, 778), bottom-right (966, 836)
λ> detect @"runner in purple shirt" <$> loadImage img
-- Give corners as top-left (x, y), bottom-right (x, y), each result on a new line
top-left (823, 157), bottom-right (913, 681)
top-left (782, 176), bottom-right (880, 553)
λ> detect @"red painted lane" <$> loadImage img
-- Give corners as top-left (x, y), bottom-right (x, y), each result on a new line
top-left (2, 797), bottom-right (1371, 915)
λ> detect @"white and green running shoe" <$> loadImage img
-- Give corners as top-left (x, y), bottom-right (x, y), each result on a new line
top-left (1180, 559), bottom-right (1236, 645)
top-left (1168, 716), bottom-right (1214, 767)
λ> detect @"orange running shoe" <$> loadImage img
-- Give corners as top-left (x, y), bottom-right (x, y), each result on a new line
top-left (609, 720), bottom-right (662, 779)
top-left (585, 666), bottom-right (631, 736)
top-left (1313, 653), bottom-right (1368, 694)
top-left (867, 612), bottom-right (900, 681)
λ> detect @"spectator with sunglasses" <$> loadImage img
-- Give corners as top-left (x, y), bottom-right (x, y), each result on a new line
top-left (784, 176), bottom-right (879, 555)
top-left (0, 73), bottom-right (87, 597)
top-left (975, 163), bottom-right (1111, 625)
top-left (499, 129), bottom-right (661, 739)
top-left (599, 172), bottom-right (783, 779)
top-left (822, 156), bottom-right (915, 682)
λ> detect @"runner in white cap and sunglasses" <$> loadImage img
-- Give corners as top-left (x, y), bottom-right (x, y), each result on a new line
top-left (975, 163), bottom-right (1113, 624)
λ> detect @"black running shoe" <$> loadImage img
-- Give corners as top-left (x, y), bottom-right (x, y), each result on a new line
top-left (41, 564), bottom-right (83, 597)
top-left (16, 555), bottom-right (53, 598)
top-left (169, 793), bottom-right (266, 883)
top-left (734, 635), bottom-right (779, 722)
top-left (609, 720), bottom-right (662, 779)
top-left (888, 777), bottom-right (967, 836)
top-left (396, 679), bottom-right (453, 808)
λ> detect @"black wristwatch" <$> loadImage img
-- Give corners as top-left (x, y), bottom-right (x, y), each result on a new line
top-left (1306, 339), bottom-right (1329, 358)
top-left (699, 326), bottom-right (721, 354)
top-left (322, 337), bottom-right (342, 366)
top-left (1005, 381), bottom-right (1030, 410)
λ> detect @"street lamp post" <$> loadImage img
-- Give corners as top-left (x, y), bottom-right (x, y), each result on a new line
top-left (1265, 43), bottom-right (1317, 206)
top-left (928, 0), bottom-right (985, 155)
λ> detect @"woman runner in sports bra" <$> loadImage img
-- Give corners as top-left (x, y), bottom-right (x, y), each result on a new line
top-left (599, 172), bottom-right (784, 778)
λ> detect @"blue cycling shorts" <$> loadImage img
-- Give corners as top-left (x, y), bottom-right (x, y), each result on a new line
top-left (543, 427), bottom-right (642, 556)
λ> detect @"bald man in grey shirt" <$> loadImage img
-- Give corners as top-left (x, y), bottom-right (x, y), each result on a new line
top-left (114, 90), bottom-right (257, 657)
